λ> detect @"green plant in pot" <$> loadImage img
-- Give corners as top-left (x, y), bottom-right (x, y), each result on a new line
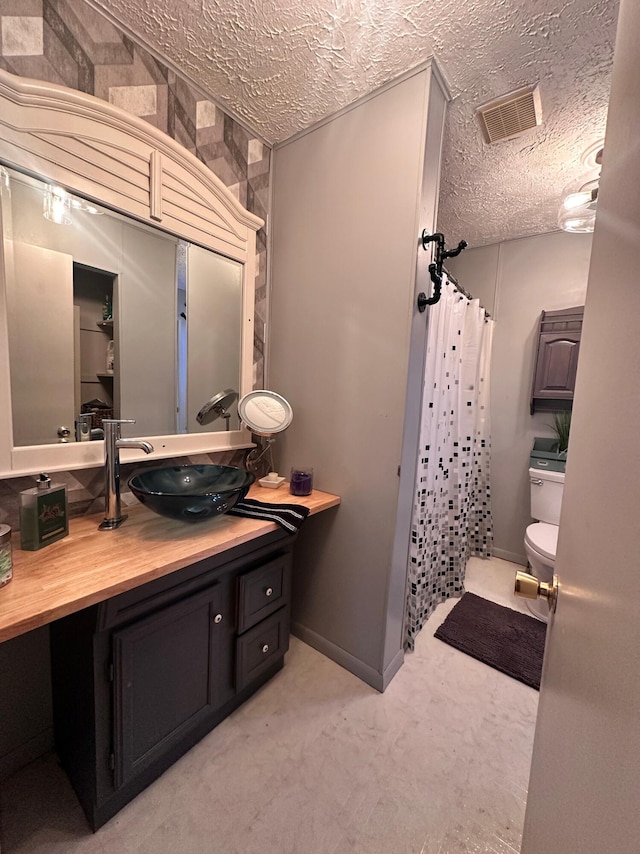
top-left (549, 410), bottom-right (571, 457)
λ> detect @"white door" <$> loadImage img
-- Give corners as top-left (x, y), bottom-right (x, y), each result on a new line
top-left (6, 242), bottom-right (75, 445)
top-left (521, 2), bottom-right (640, 851)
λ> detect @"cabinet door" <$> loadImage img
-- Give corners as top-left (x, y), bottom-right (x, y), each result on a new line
top-left (112, 581), bottom-right (233, 788)
top-left (533, 331), bottom-right (581, 400)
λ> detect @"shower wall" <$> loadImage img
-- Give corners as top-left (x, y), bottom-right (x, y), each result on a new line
top-left (447, 229), bottom-right (593, 563)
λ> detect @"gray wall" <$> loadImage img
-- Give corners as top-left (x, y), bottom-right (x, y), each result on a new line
top-left (186, 247), bottom-right (242, 433)
top-left (269, 66), bottom-right (446, 689)
top-left (118, 223), bottom-right (177, 437)
top-left (0, 628), bottom-right (53, 779)
top-left (447, 230), bottom-right (593, 563)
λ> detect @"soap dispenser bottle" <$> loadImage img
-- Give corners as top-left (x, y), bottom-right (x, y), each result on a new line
top-left (20, 473), bottom-right (69, 550)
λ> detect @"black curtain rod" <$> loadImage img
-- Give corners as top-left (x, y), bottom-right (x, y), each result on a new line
top-left (416, 232), bottom-right (491, 319)
top-left (443, 267), bottom-right (492, 320)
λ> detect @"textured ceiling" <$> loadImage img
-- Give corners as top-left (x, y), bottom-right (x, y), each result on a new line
top-left (91, 0), bottom-right (619, 247)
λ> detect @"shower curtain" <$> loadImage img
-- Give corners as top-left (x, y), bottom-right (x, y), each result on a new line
top-left (404, 274), bottom-right (494, 651)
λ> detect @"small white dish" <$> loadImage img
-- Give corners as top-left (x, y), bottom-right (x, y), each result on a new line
top-left (258, 475), bottom-right (286, 489)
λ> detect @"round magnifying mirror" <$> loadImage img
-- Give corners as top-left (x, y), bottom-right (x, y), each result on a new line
top-left (238, 390), bottom-right (293, 436)
top-left (196, 389), bottom-right (238, 426)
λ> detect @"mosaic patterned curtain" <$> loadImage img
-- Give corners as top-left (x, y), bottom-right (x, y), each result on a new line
top-left (404, 276), bottom-right (494, 651)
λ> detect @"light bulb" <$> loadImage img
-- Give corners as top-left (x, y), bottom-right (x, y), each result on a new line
top-left (558, 186), bottom-right (598, 233)
top-left (558, 208), bottom-right (597, 233)
top-left (43, 186), bottom-right (72, 225)
top-left (562, 191), bottom-right (593, 211)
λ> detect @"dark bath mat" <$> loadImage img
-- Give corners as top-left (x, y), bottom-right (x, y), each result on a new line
top-left (434, 592), bottom-right (547, 690)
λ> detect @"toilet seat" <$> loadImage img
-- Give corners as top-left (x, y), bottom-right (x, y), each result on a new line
top-left (525, 522), bottom-right (558, 562)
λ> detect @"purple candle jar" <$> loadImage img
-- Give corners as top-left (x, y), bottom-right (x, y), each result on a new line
top-left (289, 467), bottom-right (314, 496)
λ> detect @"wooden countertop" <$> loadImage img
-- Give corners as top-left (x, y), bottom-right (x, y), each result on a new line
top-left (0, 486), bottom-right (340, 643)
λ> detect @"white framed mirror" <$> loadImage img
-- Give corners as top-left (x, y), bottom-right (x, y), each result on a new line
top-left (0, 68), bottom-right (263, 477)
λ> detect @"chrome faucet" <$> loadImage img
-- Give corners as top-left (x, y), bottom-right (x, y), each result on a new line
top-left (99, 419), bottom-right (154, 530)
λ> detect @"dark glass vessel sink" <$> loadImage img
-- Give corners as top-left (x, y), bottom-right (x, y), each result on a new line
top-left (128, 464), bottom-right (255, 522)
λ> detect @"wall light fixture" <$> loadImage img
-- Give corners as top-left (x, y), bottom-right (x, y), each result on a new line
top-left (558, 145), bottom-right (603, 234)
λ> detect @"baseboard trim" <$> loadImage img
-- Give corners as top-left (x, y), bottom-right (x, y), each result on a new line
top-left (381, 647), bottom-right (405, 691)
top-left (493, 548), bottom-right (527, 566)
top-left (291, 622), bottom-right (387, 692)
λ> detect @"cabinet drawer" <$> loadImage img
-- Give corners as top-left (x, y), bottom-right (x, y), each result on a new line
top-left (237, 555), bottom-right (290, 633)
top-left (236, 607), bottom-right (289, 691)
top-left (97, 535), bottom-right (292, 632)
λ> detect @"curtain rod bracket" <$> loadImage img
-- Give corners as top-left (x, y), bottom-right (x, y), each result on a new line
top-left (419, 231), bottom-right (468, 308)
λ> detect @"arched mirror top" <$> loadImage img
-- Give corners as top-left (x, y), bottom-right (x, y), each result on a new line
top-left (0, 69), bottom-right (263, 255)
top-left (0, 68), bottom-right (263, 476)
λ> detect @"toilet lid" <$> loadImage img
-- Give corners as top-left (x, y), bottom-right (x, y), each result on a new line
top-left (525, 522), bottom-right (558, 561)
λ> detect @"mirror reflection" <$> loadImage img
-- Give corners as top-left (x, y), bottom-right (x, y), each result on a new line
top-left (1, 166), bottom-right (243, 446)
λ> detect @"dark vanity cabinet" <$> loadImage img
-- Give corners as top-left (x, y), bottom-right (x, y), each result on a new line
top-left (530, 306), bottom-right (584, 413)
top-left (50, 531), bottom-right (293, 830)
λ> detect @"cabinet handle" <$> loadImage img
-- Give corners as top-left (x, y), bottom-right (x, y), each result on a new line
top-left (262, 644), bottom-right (269, 654)
top-left (265, 587), bottom-right (273, 597)
top-left (213, 613), bottom-right (223, 624)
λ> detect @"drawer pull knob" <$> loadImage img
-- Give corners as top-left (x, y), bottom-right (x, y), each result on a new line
top-left (213, 613), bottom-right (223, 624)
top-left (262, 643), bottom-right (269, 654)
top-left (265, 587), bottom-right (273, 597)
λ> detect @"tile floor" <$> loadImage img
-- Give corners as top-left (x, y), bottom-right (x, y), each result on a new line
top-left (0, 557), bottom-right (539, 853)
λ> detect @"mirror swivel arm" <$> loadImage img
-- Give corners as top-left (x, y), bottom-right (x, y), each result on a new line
top-left (245, 436), bottom-right (275, 477)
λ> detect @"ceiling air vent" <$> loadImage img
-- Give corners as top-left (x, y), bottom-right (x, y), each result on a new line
top-left (476, 84), bottom-right (542, 144)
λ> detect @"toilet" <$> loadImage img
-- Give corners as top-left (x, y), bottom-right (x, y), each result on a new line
top-left (523, 466), bottom-right (565, 622)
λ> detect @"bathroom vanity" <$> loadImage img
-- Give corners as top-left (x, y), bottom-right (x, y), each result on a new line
top-left (1, 487), bottom-right (339, 830)
top-left (0, 62), bottom-right (343, 832)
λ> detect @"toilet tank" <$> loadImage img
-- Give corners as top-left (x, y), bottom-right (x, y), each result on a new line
top-left (529, 467), bottom-right (565, 524)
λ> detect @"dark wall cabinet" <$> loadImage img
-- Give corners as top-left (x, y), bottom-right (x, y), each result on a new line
top-left (530, 306), bottom-right (584, 414)
top-left (50, 530), bottom-right (293, 830)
